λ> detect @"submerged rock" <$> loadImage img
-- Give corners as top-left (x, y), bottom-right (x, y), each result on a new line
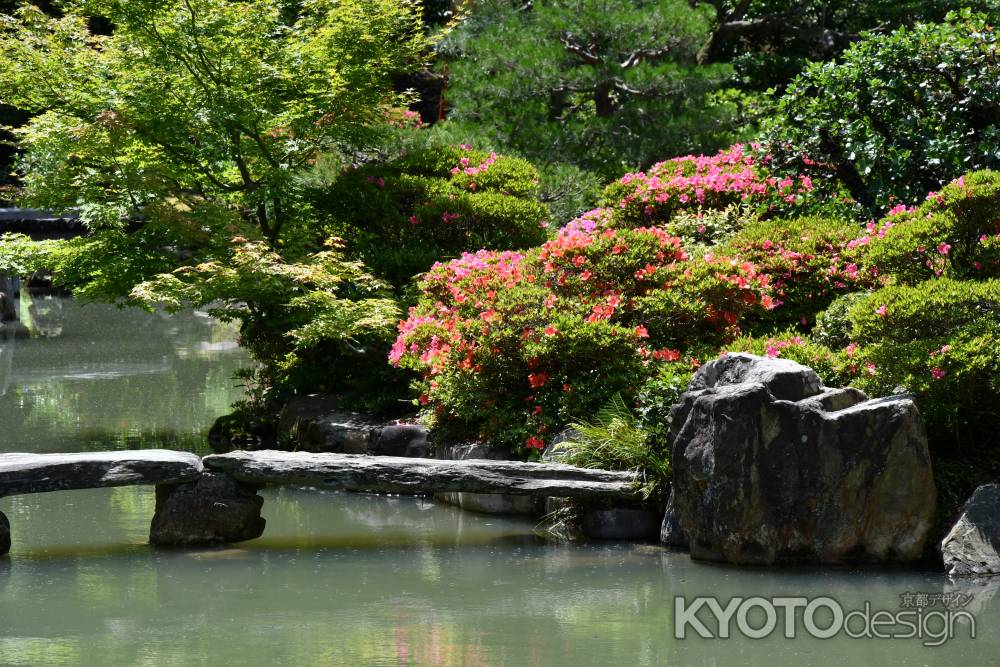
top-left (670, 353), bottom-right (936, 565)
top-left (942, 484), bottom-right (1000, 576)
top-left (435, 442), bottom-right (545, 516)
top-left (0, 510), bottom-right (9, 556)
top-left (149, 473), bottom-right (265, 546)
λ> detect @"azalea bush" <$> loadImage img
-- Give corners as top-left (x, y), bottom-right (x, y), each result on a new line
top-left (391, 219), bottom-right (776, 453)
top-left (311, 144), bottom-right (550, 288)
top-left (718, 214), bottom-right (878, 329)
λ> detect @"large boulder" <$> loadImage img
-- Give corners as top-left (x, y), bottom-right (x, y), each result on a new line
top-left (149, 473), bottom-right (265, 546)
top-left (669, 353), bottom-right (936, 565)
top-left (0, 510), bottom-right (9, 556)
top-left (941, 484), bottom-right (1000, 576)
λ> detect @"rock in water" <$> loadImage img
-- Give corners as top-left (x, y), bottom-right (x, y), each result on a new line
top-left (660, 490), bottom-right (688, 549)
top-left (942, 484), bottom-right (1000, 576)
top-left (150, 473), bottom-right (265, 546)
top-left (669, 353), bottom-right (936, 565)
top-left (0, 511), bottom-right (9, 556)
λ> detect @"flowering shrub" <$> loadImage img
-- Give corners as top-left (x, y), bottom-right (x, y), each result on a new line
top-left (857, 171), bottom-right (1000, 284)
top-left (719, 215), bottom-right (878, 329)
top-left (312, 145), bottom-right (548, 288)
top-left (601, 144), bottom-right (816, 229)
top-left (390, 223), bottom-right (775, 453)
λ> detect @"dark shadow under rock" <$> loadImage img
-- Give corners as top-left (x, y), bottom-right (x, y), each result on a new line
top-left (0, 510), bottom-right (9, 556)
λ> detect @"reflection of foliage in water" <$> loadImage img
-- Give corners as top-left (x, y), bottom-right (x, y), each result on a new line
top-left (0, 294), bottom-right (248, 453)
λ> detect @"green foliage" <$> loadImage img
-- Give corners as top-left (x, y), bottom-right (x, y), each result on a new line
top-left (556, 394), bottom-right (670, 501)
top-left (0, 0), bottom-right (427, 240)
top-left (701, 1), bottom-right (995, 91)
top-left (858, 171), bottom-right (1000, 284)
top-left (310, 145), bottom-right (549, 288)
top-left (441, 0), bottom-right (740, 177)
top-left (131, 238), bottom-right (404, 410)
top-left (822, 278), bottom-right (1000, 455)
top-left (764, 11), bottom-right (1000, 214)
top-left (535, 162), bottom-right (606, 225)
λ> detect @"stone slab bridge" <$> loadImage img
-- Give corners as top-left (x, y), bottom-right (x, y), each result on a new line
top-left (0, 449), bottom-right (639, 554)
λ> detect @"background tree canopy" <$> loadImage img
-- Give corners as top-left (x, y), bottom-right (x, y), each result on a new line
top-left (437, 0), bottom-right (741, 177)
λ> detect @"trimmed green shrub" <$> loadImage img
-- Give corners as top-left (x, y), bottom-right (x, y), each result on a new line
top-left (857, 171), bottom-right (1000, 284)
top-left (312, 145), bottom-right (549, 289)
top-left (818, 278), bottom-right (1000, 453)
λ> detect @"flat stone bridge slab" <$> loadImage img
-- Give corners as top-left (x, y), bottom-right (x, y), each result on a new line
top-left (0, 449), bottom-right (639, 555)
top-left (0, 450), bottom-right (203, 497)
top-left (203, 450), bottom-right (639, 499)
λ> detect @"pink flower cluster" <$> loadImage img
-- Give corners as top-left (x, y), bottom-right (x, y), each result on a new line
top-left (452, 152), bottom-right (498, 177)
top-left (612, 144), bottom-right (814, 220)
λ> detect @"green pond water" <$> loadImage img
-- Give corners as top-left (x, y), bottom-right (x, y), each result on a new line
top-left (0, 292), bottom-right (997, 666)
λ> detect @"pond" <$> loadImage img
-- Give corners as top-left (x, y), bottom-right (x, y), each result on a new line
top-left (0, 289), bottom-right (997, 666)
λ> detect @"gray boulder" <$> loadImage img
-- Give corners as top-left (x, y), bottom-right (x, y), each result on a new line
top-left (278, 394), bottom-right (430, 457)
top-left (278, 395), bottom-right (380, 454)
top-left (542, 428), bottom-right (580, 462)
top-left (149, 473), bottom-right (265, 546)
top-left (370, 424), bottom-right (430, 458)
top-left (942, 484), bottom-right (1000, 576)
top-left (0, 510), bottom-right (9, 556)
top-left (670, 353), bottom-right (936, 565)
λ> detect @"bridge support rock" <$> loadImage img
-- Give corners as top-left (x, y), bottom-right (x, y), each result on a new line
top-left (0, 510), bottom-right (9, 556)
top-left (150, 473), bottom-right (265, 546)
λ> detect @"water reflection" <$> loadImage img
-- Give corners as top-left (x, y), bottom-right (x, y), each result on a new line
top-left (0, 288), bottom-right (247, 454)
